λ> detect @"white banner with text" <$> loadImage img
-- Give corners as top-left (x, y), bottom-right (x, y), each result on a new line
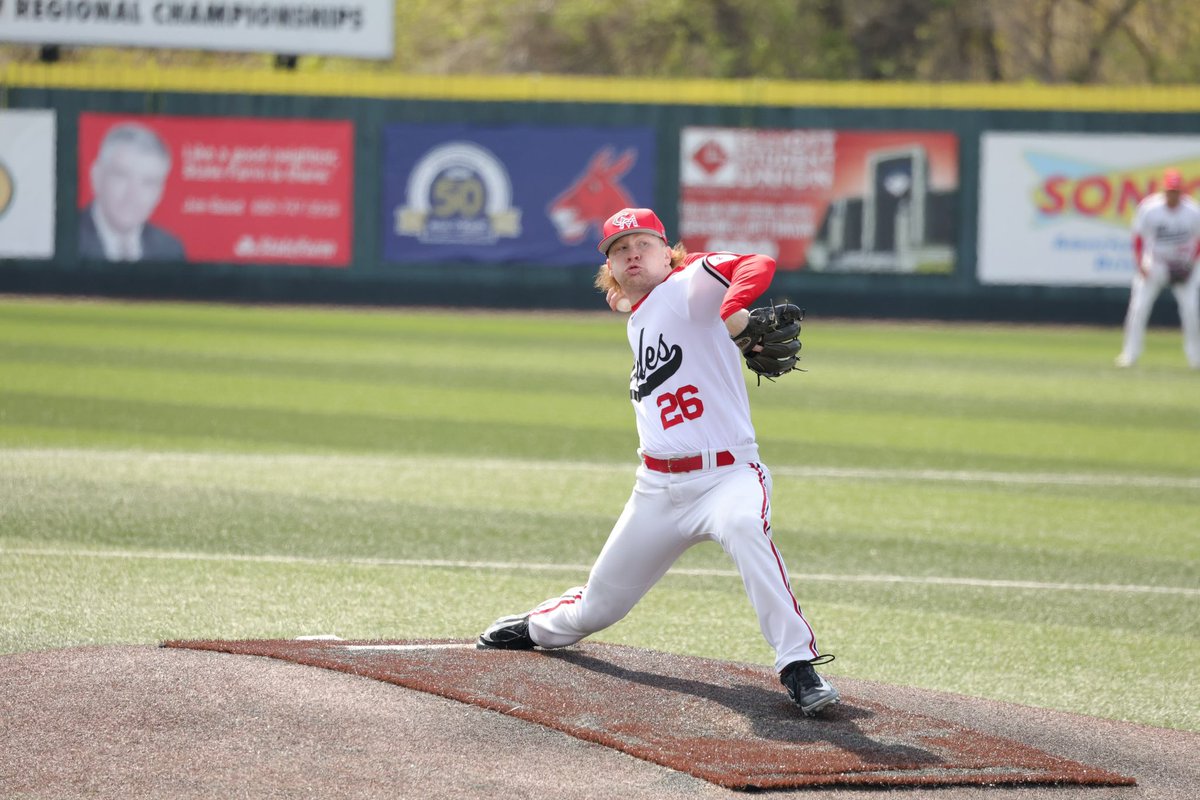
top-left (0, 0), bottom-right (394, 59)
top-left (978, 132), bottom-right (1200, 286)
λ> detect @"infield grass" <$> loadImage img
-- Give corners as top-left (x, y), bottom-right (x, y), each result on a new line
top-left (1, 296), bottom-right (1197, 732)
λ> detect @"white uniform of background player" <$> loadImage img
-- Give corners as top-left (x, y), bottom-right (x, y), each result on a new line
top-left (1116, 168), bottom-right (1200, 369)
top-left (478, 208), bottom-right (838, 716)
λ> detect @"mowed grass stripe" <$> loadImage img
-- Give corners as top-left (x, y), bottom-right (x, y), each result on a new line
top-left (4, 388), bottom-right (1190, 473)
top-left (4, 299), bottom-right (1198, 476)
top-left (4, 447), bottom-right (1199, 489)
top-left (4, 447), bottom-right (1195, 594)
top-left (5, 545), bottom-right (1197, 597)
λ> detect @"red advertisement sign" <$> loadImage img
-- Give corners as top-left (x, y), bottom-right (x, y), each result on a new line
top-left (77, 113), bottom-right (353, 266)
top-left (680, 128), bottom-right (959, 273)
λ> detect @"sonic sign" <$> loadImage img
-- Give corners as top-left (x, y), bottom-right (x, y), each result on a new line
top-left (979, 132), bottom-right (1200, 286)
top-left (381, 124), bottom-right (655, 266)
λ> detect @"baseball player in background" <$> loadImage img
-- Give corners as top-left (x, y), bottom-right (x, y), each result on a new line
top-left (477, 207), bottom-right (839, 717)
top-left (1116, 167), bottom-right (1200, 369)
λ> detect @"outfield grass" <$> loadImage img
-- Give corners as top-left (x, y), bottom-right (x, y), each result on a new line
top-left (1, 296), bottom-right (1197, 732)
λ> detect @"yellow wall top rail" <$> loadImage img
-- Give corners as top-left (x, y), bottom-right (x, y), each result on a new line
top-left (4, 62), bottom-right (1200, 112)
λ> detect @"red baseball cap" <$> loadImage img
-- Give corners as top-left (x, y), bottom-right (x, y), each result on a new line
top-left (1163, 168), bottom-right (1183, 190)
top-left (598, 208), bottom-right (667, 254)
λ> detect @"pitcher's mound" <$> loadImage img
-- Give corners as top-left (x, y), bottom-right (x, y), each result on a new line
top-left (164, 638), bottom-right (1133, 791)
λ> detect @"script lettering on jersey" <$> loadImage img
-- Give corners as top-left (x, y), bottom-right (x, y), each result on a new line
top-left (1155, 221), bottom-right (1194, 245)
top-left (630, 327), bottom-right (683, 401)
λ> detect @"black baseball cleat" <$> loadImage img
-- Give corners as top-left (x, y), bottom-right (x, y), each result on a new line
top-left (477, 614), bottom-right (536, 649)
top-left (780, 655), bottom-right (839, 716)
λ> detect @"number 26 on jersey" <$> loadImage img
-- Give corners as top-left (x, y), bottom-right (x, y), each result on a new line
top-left (656, 385), bottom-right (704, 429)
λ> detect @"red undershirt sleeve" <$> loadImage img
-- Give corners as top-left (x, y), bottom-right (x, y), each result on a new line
top-left (709, 253), bottom-right (777, 320)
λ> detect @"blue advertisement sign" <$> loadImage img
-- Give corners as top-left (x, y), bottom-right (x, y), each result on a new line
top-left (382, 124), bottom-right (656, 265)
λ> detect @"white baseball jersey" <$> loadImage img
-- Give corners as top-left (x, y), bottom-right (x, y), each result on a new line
top-left (1132, 194), bottom-right (1200, 267)
top-left (627, 253), bottom-right (755, 457)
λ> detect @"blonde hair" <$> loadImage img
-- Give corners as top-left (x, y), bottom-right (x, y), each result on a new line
top-left (594, 241), bottom-right (688, 294)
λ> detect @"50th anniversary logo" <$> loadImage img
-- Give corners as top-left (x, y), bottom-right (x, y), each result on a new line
top-left (0, 159), bottom-right (13, 220)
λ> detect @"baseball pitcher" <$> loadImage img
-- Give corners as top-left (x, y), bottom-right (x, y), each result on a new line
top-left (477, 207), bottom-right (838, 716)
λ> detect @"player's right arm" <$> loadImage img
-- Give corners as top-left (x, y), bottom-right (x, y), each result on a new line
top-left (1131, 197), bottom-right (1152, 278)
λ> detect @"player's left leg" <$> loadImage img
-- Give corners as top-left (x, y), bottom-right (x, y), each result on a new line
top-left (678, 462), bottom-right (838, 714)
top-left (681, 462), bottom-right (824, 673)
top-left (1171, 274), bottom-right (1200, 368)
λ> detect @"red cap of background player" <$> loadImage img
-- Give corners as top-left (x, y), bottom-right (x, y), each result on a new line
top-left (598, 208), bottom-right (667, 254)
top-left (1163, 168), bottom-right (1183, 190)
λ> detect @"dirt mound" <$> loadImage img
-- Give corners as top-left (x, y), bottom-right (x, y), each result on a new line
top-left (165, 638), bottom-right (1132, 790)
top-left (2, 643), bottom-right (1196, 799)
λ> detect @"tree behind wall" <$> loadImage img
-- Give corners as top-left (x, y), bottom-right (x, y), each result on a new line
top-left (3, 0), bottom-right (1200, 85)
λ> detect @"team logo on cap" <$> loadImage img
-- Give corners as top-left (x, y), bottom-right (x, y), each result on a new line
top-left (612, 210), bottom-right (639, 230)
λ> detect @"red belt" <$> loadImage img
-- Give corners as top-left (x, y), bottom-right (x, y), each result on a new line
top-left (642, 450), bottom-right (735, 473)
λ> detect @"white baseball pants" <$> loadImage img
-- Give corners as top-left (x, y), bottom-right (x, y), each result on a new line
top-left (526, 453), bottom-right (824, 673)
top-left (1118, 262), bottom-right (1200, 368)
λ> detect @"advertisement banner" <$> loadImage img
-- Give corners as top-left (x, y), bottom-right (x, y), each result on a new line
top-left (78, 113), bottom-right (353, 266)
top-left (680, 127), bottom-right (959, 273)
top-left (978, 132), bottom-right (1200, 286)
top-left (381, 124), bottom-right (656, 266)
top-left (0, 110), bottom-right (56, 259)
top-left (0, 0), bottom-right (393, 59)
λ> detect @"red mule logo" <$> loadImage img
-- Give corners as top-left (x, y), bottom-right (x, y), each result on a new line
top-left (548, 147), bottom-right (638, 245)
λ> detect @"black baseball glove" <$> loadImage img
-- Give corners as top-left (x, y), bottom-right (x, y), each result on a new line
top-left (731, 303), bottom-right (804, 380)
top-left (1166, 259), bottom-right (1192, 285)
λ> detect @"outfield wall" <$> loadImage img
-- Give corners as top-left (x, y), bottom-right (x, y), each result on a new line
top-left (3, 65), bottom-right (1200, 323)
